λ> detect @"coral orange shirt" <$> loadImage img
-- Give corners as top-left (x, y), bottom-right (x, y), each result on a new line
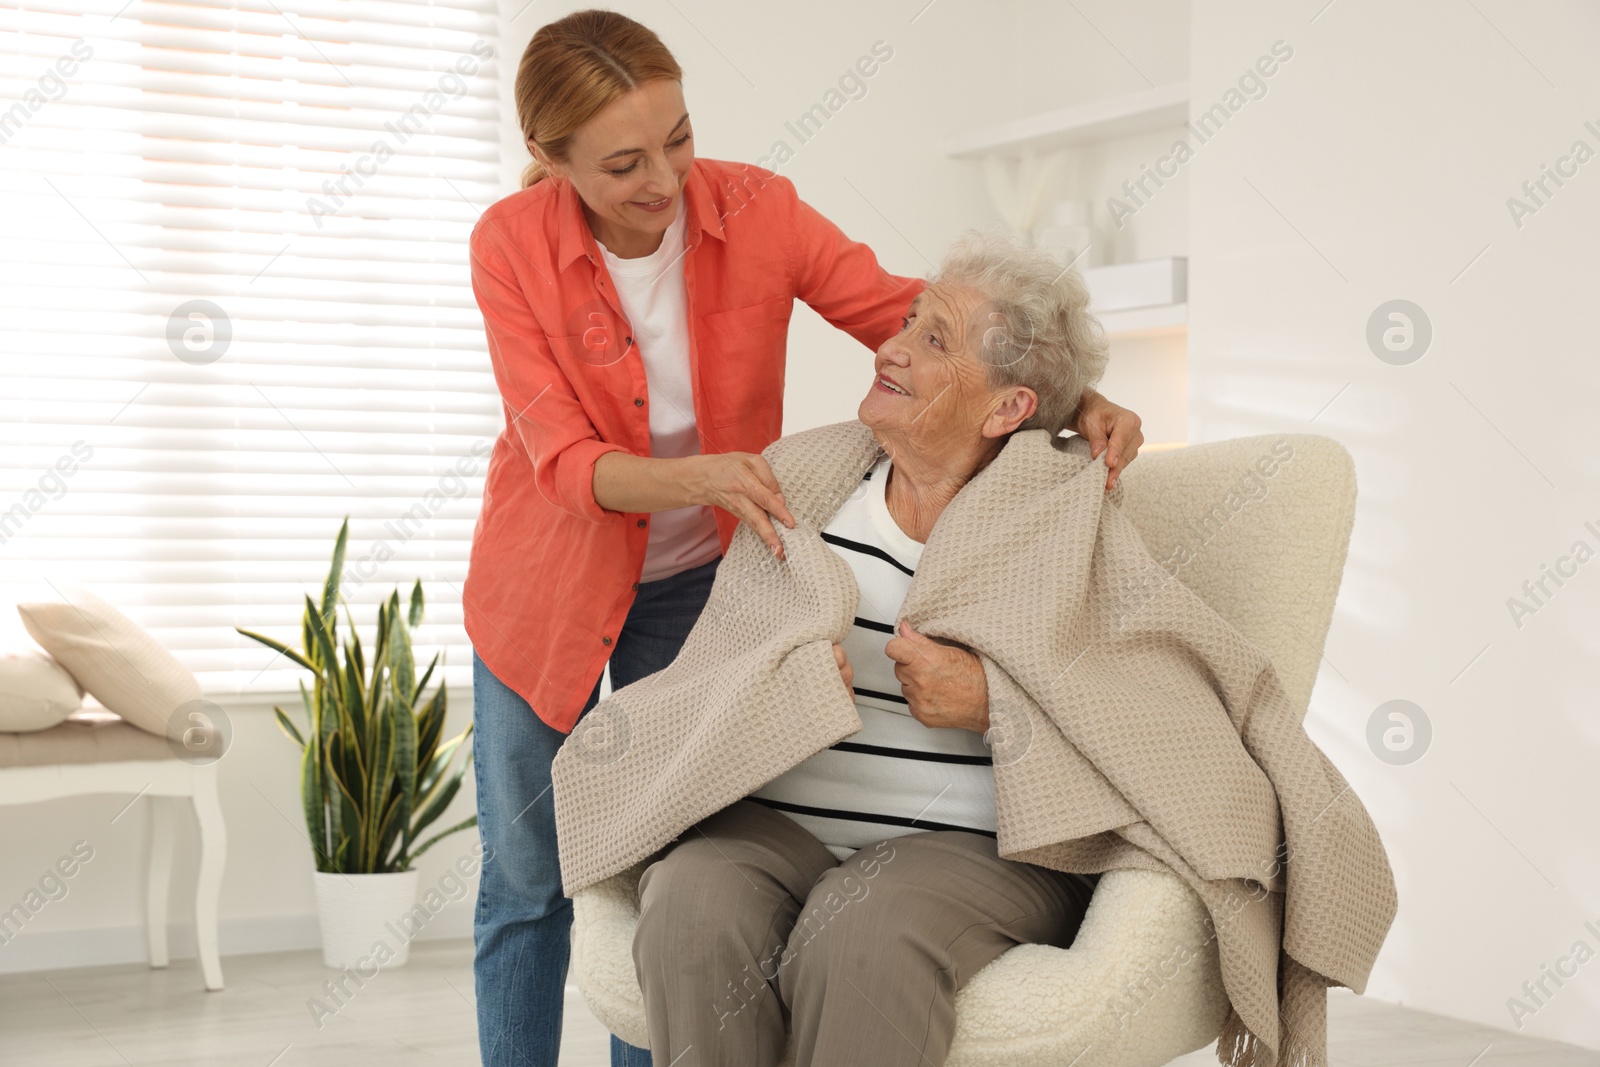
top-left (465, 158), bottom-right (925, 733)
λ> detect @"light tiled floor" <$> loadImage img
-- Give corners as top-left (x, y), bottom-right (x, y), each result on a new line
top-left (1, 940), bottom-right (1595, 1066)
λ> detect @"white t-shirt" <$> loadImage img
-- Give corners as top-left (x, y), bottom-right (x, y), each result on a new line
top-left (747, 455), bottom-right (998, 861)
top-left (597, 206), bottom-right (721, 583)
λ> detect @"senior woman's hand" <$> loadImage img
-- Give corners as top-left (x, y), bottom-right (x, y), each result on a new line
top-left (1069, 388), bottom-right (1145, 492)
top-left (831, 642), bottom-right (853, 692)
top-left (884, 621), bottom-right (989, 734)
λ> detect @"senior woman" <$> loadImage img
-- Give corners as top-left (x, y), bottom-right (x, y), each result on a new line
top-left (627, 232), bottom-right (1108, 1067)
top-left (467, 10), bottom-right (1146, 1067)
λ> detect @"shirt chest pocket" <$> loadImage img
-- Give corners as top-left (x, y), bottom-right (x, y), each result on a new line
top-left (702, 296), bottom-right (792, 428)
top-left (552, 299), bottom-right (630, 370)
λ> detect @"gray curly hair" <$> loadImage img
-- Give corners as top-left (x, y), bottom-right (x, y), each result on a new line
top-left (930, 230), bottom-right (1110, 437)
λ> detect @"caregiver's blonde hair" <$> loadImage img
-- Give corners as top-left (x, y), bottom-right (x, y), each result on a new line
top-left (933, 231), bottom-right (1110, 437)
top-left (513, 10), bottom-right (683, 189)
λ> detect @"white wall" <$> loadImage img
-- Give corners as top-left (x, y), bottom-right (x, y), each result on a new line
top-left (1190, 0), bottom-right (1600, 1050)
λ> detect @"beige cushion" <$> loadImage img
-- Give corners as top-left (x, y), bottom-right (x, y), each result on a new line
top-left (0, 649), bottom-right (84, 732)
top-left (16, 588), bottom-right (201, 741)
top-left (0, 708), bottom-right (175, 768)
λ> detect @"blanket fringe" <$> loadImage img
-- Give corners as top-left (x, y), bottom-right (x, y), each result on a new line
top-left (1216, 1009), bottom-right (1266, 1067)
top-left (1215, 1007), bottom-right (1327, 1067)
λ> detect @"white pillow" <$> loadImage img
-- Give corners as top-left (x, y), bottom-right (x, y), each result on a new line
top-left (17, 588), bottom-right (202, 740)
top-left (0, 649), bottom-right (84, 732)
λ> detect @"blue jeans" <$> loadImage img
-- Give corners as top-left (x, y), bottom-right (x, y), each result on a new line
top-left (472, 555), bottom-right (721, 1067)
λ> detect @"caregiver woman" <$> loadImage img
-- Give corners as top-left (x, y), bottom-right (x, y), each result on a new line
top-left (464, 10), bottom-right (1145, 1067)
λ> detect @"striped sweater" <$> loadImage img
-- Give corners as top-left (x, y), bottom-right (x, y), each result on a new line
top-left (747, 456), bottom-right (997, 860)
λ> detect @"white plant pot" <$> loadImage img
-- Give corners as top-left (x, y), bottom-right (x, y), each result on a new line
top-left (312, 869), bottom-right (421, 970)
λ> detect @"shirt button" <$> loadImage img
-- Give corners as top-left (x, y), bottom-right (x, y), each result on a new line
top-left (636, 518), bottom-right (647, 528)
top-left (634, 397), bottom-right (644, 406)
top-left (601, 636), bottom-right (612, 646)
top-left (631, 582), bottom-right (640, 591)
top-left (624, 336), bottom-right (633, 346)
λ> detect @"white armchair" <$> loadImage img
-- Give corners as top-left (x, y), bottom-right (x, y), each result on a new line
top-left (569, 432), bottom-right (1356, 1065)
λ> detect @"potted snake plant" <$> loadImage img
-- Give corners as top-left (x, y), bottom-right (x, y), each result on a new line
top-left (237, 517), bottom-right (476, 969)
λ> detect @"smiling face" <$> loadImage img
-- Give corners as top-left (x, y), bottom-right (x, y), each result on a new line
top-left (531, 78), bottom-right (694, 258)
top-left (859, 282), bottom-right (1038, 456)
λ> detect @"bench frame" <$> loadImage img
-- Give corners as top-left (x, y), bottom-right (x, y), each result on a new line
top-left (0, 758), bottom-right (226, 990)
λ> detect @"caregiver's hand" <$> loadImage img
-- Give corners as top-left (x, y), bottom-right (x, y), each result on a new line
top-left (593, 451), bottom-right (796, 559)
top-left (886, 621), bottom-right (989, 734)
top-left (1068, 388), bottom-right (1145, 492)
top-left (688, 452), bottom-right (797, 560)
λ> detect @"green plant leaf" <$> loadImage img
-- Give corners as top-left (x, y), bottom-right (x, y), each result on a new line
top-left (410, 769), bottom-right (464, 841)
top-left (311, 670), bottom-right (341, 865)
top-left (413, 652), bottom-right (439, 709)
top-left (375, 788), bottom-right (407, 871)
top-left (328, 730), bottom-right (366, 873)
top-left (342, 640), bottom-right (366, 727)
top-left (274, 706), bottom-right (305, 748)
top-left (364, 703), bottom-right (396, 871)
top-left (340, 714), bottom-right (367, 814)
top-left (301, 733), bottom-right (328, 871)
top-left (414, 682), bottom-right (445, 780)
top-left (408, 578), bottom-right (424, 630)
top-left (408, 814), bottom-right (478, 864)
top-left (304, 594), bottom-right (340, 688)
top-left (394, 722), bottom-right (419, 862)
top-left (388, 603), bottom-right (414, 711)
top-left (385, 605), bottom-right (418, 866)
top-left (367, 598), bottom-right (392, 716)
top-left (330, 701), bottom-right (366, 833)
top-left (321, 517), bottom-right (349, 624)
top-left (302, 605), bottom-right (317, 673)
top-left (342, 598), bottom-right (365, 684)
top-left (417, 719), bottom-right (467, 805)
top-left (310, 595), bottom-right (364, 762)
top-left (235, 627), bottom-right (318, 673)
top-left (293, 678), bottom-right (317, 762)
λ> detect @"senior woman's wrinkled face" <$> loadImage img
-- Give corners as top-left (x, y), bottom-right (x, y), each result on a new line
top-left (859, 282), bottom-right (1036, 449)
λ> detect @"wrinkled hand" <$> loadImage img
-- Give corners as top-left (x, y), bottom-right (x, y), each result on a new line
top-left (831, 642), bottom-right (853, 693)
top-left (1071, 389), bottom-right (1144, 492)
top-left (884, 621), bottom-right (989, 734)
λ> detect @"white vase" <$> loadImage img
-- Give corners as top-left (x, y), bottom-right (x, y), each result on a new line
top-left (1033, 200), bottom-right (1098, 270)
top-left (311, 869), bottom-right (421, 970)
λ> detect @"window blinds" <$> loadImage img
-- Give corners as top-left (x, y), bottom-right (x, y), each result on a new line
top-left (0, 0), bottom-right (505, 698)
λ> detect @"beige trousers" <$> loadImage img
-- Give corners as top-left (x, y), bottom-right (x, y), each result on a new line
top-left (632, 798), bottom-right (1097, 1067)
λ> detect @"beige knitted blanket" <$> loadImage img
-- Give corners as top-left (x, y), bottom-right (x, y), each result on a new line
top-left (552, 420), bottom-right (1397, 1067)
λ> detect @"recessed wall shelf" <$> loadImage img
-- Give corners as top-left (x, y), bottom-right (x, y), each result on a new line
top-left (1095, 302), bottom-right (1188, 339)
top-left (946, 82), bottom-right (1189, 158)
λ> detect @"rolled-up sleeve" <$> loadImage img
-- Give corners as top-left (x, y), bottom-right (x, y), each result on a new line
top-left (470, 220), bottom-right (630, 525)
top-left (783, 177), bottom-right (927, 351)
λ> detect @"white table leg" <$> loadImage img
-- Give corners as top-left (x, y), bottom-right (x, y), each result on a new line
top-left (145, 795), bottom-right (175, 969)
top-left (191, 766), bottom-right (226, 991)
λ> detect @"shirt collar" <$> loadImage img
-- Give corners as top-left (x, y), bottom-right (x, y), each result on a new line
top-left (555, 158), bottom-right (725, 272)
